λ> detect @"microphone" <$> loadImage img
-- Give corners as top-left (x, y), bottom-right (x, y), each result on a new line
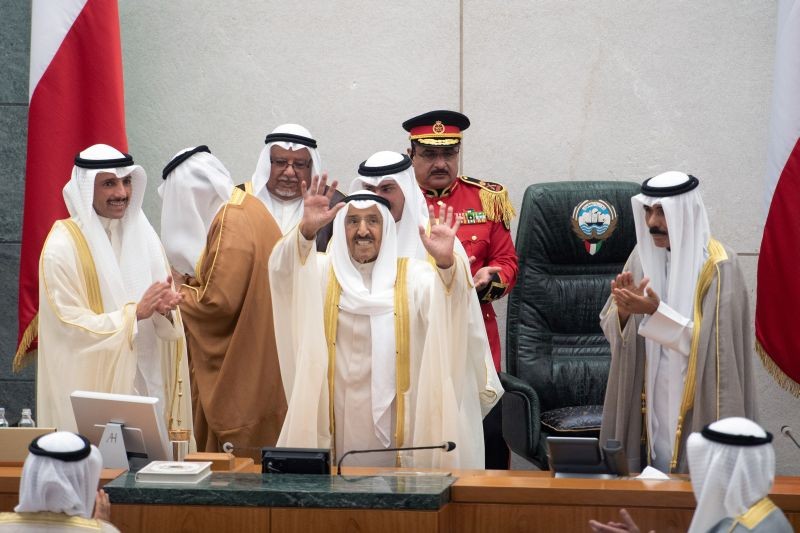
top-left (781, 426), bottom-right (800, 450)
top-left (336, 441), bottom-right (456, 475)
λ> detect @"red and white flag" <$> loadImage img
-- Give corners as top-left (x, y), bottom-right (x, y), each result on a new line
top-left (14, 0), bottom-right (127, 370)
top-left (756, 0), bottom-right (800, 395)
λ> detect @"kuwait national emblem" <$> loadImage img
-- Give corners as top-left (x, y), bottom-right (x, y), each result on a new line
top-left (571, 199), bottom-right (618, 255)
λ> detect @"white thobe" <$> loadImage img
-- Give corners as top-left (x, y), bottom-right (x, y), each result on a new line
top-left (333, 261), bottom-right (397, 467)
top-left (638, 253), bottom-right (694, 472)
top-left (99, 216), bottom-right (165, 409)
top-left (254, 189), bottom-right (302, 234)
top-left (37, 220), bottom-right (192, 433)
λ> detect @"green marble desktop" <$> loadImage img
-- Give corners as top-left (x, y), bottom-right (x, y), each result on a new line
top-left (104, 472), bottom-right (455, 510)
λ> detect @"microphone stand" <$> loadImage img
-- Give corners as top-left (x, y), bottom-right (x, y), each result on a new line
top-left (336, 442), bottom-right (454, 475)
top-left (781, 426), bottom-right (800, 450)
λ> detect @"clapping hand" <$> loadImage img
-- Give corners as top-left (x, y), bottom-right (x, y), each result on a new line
top-left (611, 272), bottom-right (659, 327)
top-left (420, 203), bottom-right (460, 269)
top-left (299, 173), bottom-right (344, 240)
top-left (136, 276), bottom-right (182, 320)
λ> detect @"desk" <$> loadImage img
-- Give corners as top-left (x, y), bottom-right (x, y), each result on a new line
top-left (3, 467), bottom-right (800, 532)
top-left (449, 472), bottom-right (800, 532)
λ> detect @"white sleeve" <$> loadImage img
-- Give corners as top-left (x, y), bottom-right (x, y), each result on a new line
top-left (638, 301), bottom-right (693, 356)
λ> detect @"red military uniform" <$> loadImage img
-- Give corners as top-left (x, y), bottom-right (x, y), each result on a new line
top-left (422, 175), bottom-right (518, 371)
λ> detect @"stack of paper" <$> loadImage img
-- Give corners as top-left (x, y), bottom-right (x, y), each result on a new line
top-left (134, 461), bottom-right (212, 484)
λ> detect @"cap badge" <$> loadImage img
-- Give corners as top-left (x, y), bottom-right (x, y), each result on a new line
top-left (432, 121), bottom-right (445, 135)
top-left (571, 199), bottom-right (618, 255)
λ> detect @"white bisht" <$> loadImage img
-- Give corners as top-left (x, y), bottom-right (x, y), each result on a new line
top-left (351, 151), bottom-right (503, 452)
top-left (269, 192), bottom-right (488, 468)
top-left (37, 144), bottom-right (192, 436)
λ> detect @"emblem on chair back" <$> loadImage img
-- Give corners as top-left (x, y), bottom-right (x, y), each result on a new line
top-left (570, 199), bottom-right (618, 255)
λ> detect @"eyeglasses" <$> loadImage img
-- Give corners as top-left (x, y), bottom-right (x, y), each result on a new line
top-left (415, 148), bottom-right (460, 162)
top-left (270, 158), bottom-right (311, 172)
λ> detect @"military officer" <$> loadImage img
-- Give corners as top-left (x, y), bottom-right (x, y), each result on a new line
top-left (403, 110), bottom-right (518, 469)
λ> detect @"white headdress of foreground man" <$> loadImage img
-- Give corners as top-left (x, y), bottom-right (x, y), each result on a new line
top-left (0, 431), bottom-right (119, 532)
top-left (269, 174), bottom-right (502, 469)
top-left (36, 144), bottom-right (192, 439)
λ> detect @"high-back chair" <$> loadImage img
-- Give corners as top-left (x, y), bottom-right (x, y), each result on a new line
top-left (501, 181), bottom-right (639, 469)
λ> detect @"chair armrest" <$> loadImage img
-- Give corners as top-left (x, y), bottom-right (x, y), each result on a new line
top-left (499, 372), bottom-right (542, 460)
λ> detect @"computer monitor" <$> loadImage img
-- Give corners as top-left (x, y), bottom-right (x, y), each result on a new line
top-left (70, 390), bottom-right (171, 469)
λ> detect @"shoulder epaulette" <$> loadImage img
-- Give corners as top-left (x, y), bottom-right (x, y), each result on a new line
top-left (459, 175), bottom-right (516, 229)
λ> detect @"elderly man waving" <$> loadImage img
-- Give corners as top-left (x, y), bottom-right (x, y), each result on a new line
top-left (269, 174), bottom-right (491, 469)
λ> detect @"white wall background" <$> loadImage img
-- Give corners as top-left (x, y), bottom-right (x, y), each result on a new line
top-left (119, 1), bottom-right (800, 474)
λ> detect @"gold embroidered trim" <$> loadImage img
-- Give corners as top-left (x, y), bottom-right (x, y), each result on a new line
top-left (244, 181), bottom-right (254, 194)
top-left (62, 219), bottom-right (104, 314)
top-left (324, 266), bottom-right (341, 461)
top-left (755, 341), bottom-right (800, 397)
top-left (394, 258), bottom-right (410, 464)
top-left (670, 238), bottom-right (727, 471)
top-left (195, 202), bottom-right (230, 301)
top-left (732, 497), bottom-right (777, 529)
top-left (168, 336), bottom-right (186, 432)
top-left (0, 512), bottom-right (102, 530)
top-left (229, 186), bottom-right (247, 206)
top-left (39, 221), bottom-right (133, 338)
top-left (435, 258), bottom-right (457, 294)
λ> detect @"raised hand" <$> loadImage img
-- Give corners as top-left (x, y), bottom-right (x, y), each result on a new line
top-left (299, 173), bottom-right (344, 240)
top-left (419, 203), bottom-right (460, 269)
top-left (93, 489), bottom-right (111, 522)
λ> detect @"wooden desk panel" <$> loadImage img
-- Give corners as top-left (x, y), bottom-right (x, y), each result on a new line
top-left (111, 503), bottom-right (269, 532)
top-left (450, 473), bottom-right (800, 532)
top-left (453, 474), bottom-right (697, 508)
top-left (447, 503), bottom-right (692, 533)
top-left (271, 507), bottom-right (443, 533)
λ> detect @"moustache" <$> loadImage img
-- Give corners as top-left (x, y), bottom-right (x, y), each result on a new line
top-left (649, 227), bottom-right (667, 236)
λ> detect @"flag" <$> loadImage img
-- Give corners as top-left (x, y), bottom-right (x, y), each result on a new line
top-left (14, 0), bottom-right (127, 371)
top-left (756, 0), bottom-right (800, 395)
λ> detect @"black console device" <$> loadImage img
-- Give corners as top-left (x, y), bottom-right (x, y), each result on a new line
top-left (261, 447), bottom-right (331, 474)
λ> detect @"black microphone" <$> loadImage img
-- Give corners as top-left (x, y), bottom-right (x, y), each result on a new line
top-left (336, 441), bottom-right (456, 475)
top-left (781, 426), bottom-right (800, 450)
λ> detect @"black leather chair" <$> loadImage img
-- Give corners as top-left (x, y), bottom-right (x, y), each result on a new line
top-left (501, 181), bottom-right (639, 469)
